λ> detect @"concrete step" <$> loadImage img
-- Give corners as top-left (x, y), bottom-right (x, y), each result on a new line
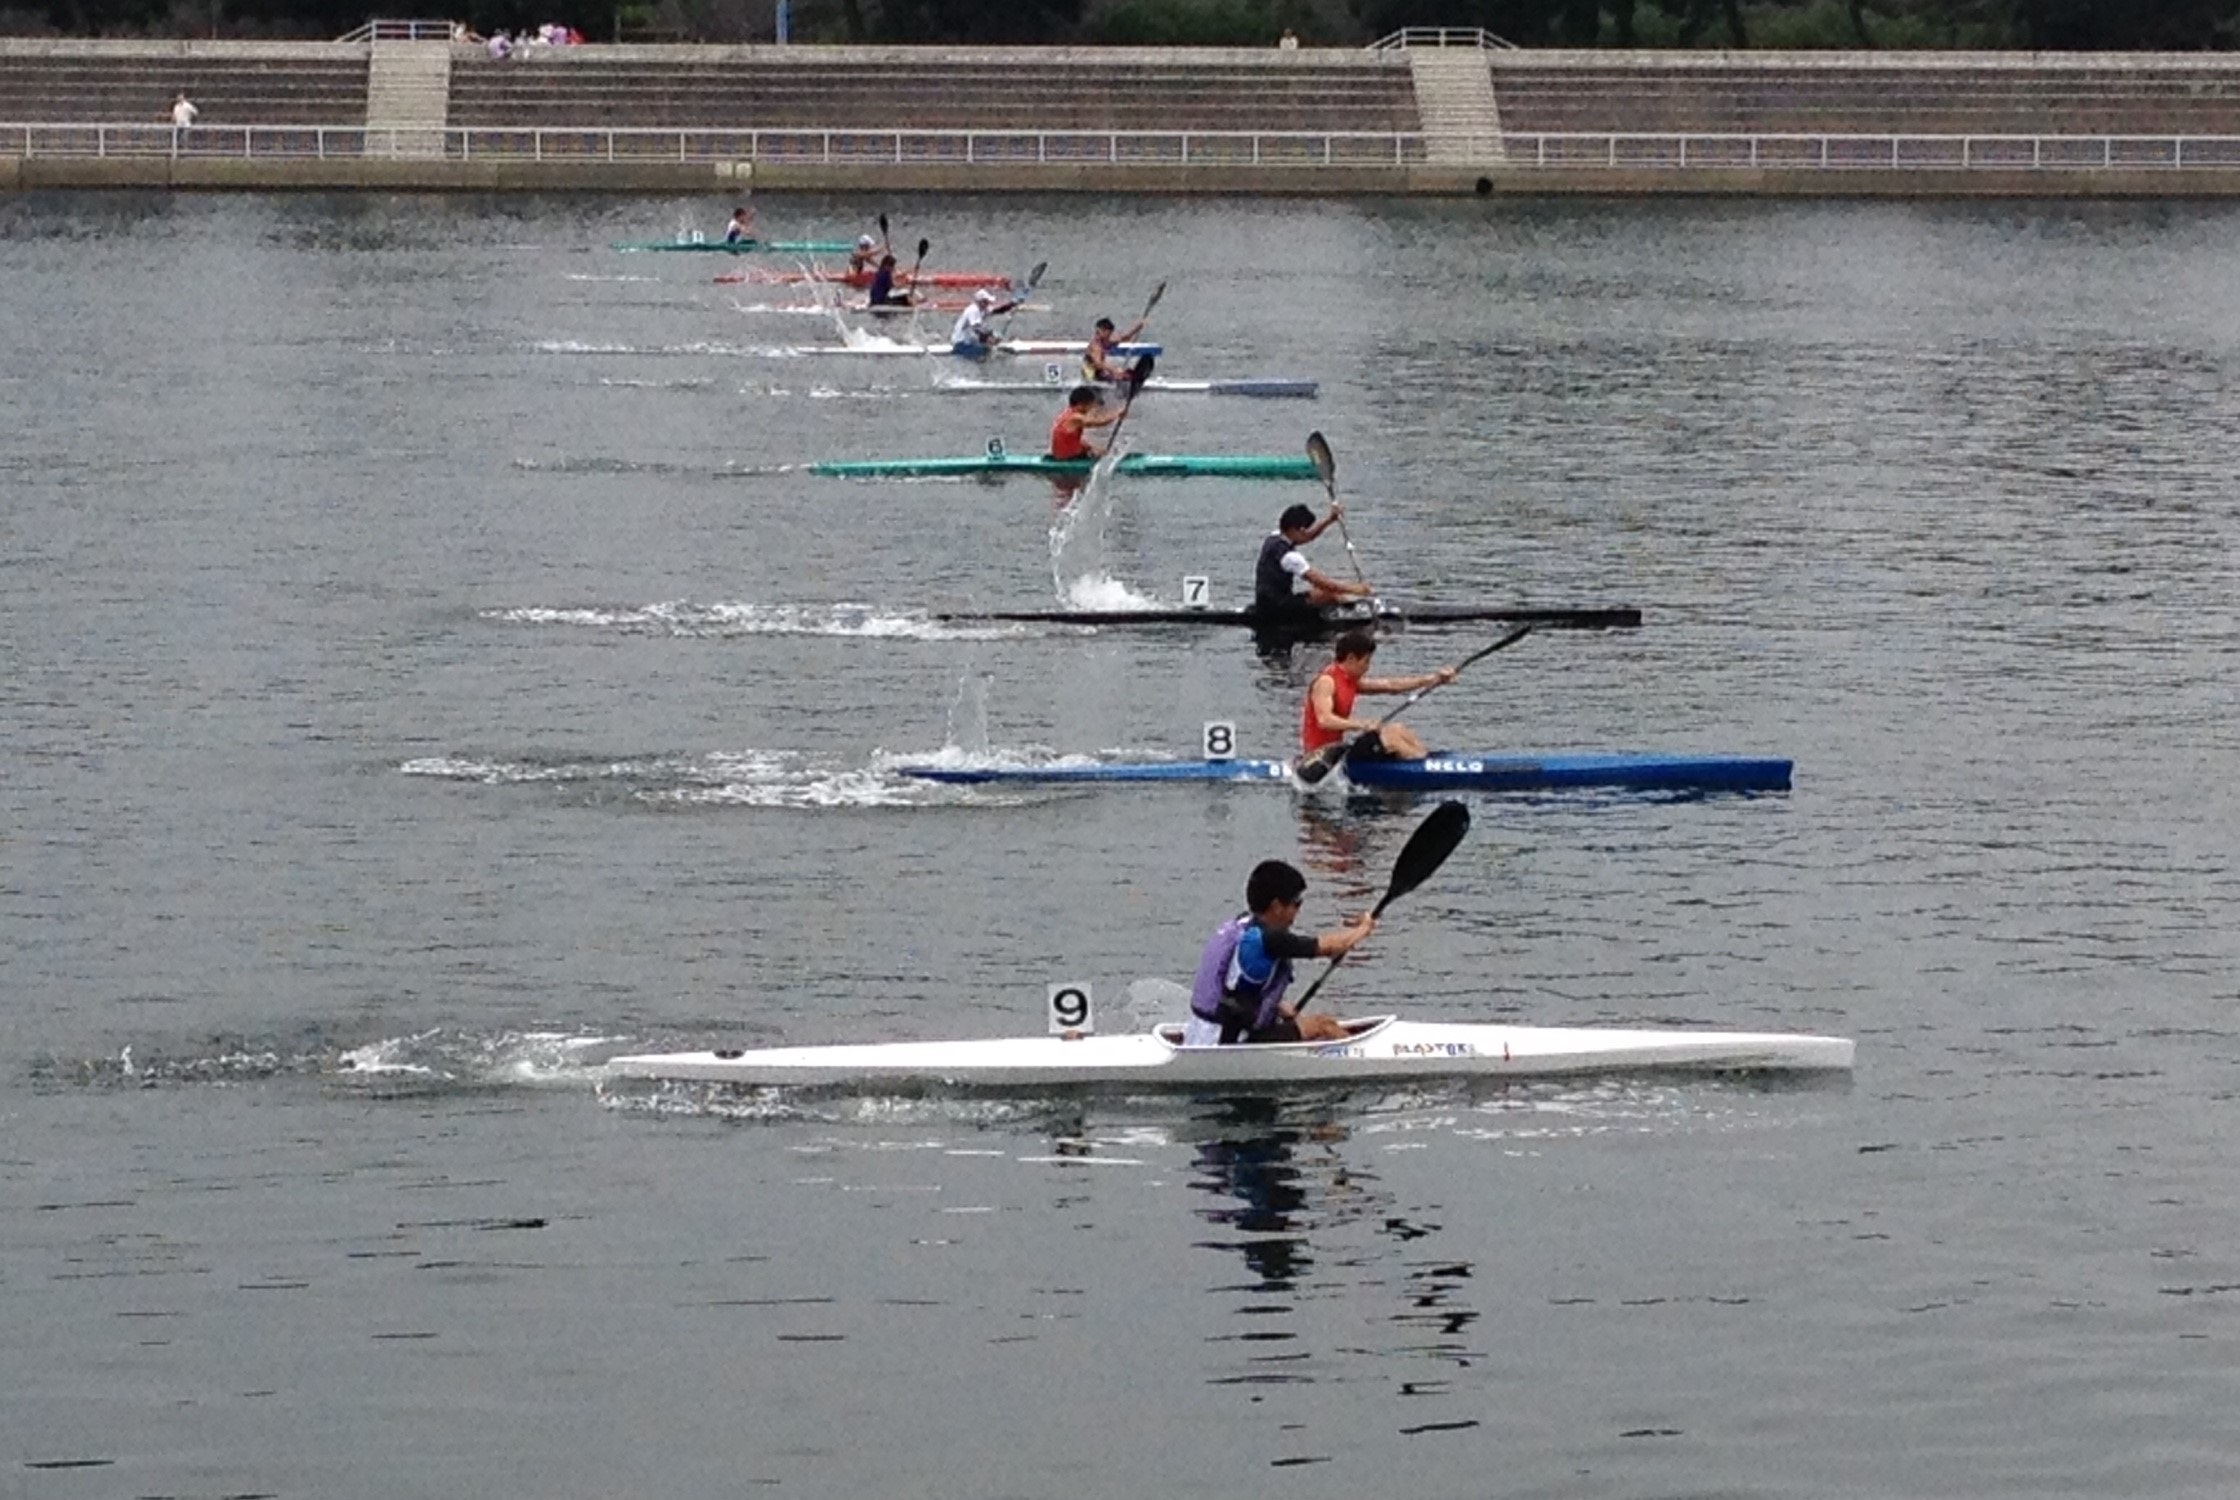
top-left (366, 39), bottom-right (449, 157)
top-left (1408, 48), bottom-right (1505, 164)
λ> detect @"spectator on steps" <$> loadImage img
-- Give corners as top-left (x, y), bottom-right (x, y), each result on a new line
top-left (169, 91), bottom-right (196, 156)
top-left (487, 30), bottom-right (513, 60)
top-left (1278, 28), bottom-right (1299, 49)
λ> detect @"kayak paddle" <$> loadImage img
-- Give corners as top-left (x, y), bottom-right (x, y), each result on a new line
top-left (997, 260), bottom-right (1047, 338)
top-left (1305, 430), bottom-right (1371, 592)
top-left (896, 235), bottom-right (929, 306)
top-left (1094, 355), bottom-right (1156, 458)
top-left (1293, 625), bottom-right (1534, 787)
top-left (1137, 279), bottom-right (1167, 327)
top-left (1293, 799), bottom-right (1470, 1013)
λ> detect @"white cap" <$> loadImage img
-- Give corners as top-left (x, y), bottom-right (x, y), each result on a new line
top-left (974, 288), bottom-right (996, 305)
top-left (856, 235), bottom-right (876, 249)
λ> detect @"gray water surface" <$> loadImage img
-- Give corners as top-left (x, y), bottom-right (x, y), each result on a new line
top-left (5, 190), bottom-right (2240, 1498)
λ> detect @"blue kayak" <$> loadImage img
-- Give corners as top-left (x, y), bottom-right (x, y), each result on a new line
top-left (899, 751), bottom-right (1792, 795)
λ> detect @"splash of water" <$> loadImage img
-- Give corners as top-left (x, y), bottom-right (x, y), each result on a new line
top-left (943, 668), bottom-right (994, 754)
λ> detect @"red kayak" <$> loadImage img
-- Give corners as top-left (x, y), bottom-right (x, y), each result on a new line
top-left (713, 267), bottom-right (1017, 289)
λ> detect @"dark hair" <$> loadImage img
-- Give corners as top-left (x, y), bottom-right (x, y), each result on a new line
top-left (1278, 503), bottom-right (1317, 532)
top-left (1245, 859), bottom-right (1307, 914)
top-left (1333, 629), bottom-right (1377, 661)
top-left (879, 254), bottom-right (897, 267)
top-left (1067, 385), bottom-right (1101, 408)
top-left (1094, 317), bottom-right (1116, 332)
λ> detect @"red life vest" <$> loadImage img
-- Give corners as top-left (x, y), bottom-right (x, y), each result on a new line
top-left (1300, 663), bottom-right (1357, 754)
top-left (1048, 408), bottom-right (1089, 461)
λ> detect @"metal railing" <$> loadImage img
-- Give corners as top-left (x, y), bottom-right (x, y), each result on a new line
top-left (0, 122), bottom-right (1428, 166)
top-left (1499, 131), bottom-right (2240, 170)
top-left (13, 123), bottom-right (2240, 173)
top-left (335, 18), bottom-right (454, 42)
top-left (1369, 28), bottom-right (1521, 52)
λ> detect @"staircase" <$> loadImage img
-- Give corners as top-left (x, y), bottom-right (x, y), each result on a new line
top-left (365, 39), bottom-right (449, 158)
top-left (1408, 49), bottom-right (1505, 165)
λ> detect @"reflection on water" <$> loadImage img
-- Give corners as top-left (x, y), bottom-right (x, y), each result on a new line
top-left (1184, 1097), bottom-right (1484, 1442)
top-left (1191, 1098), bottom-right (1321, 1295)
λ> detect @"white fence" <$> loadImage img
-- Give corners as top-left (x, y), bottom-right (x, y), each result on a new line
top-left (0, 122), bottom-right (1428, 166)
top-left (335, 19), bottom-right (453, 41)
top-left (1369, 27), bottom-right (1521, 52)
top-left (1502, 132), bottom-right (2240, 170)
top-left (12, 123), bottom-right (2240, 172)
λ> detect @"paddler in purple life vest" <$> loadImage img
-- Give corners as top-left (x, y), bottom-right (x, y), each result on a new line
top-left (1184, 860), bottom-right (1373, 1047)
top-left (1256, 502), bottom-right (1372, 628)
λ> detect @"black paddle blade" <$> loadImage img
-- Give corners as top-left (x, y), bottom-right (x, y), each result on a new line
top-left (1292, 740), bottom-right (1344, 787)
top-left (916, 237), bottom-right (930, 260)
top-left (1024, 260), bottom-right (1048, 290)
top-left (878, 212), bottom-right (889, 239)
top-left (1142, 280), bottom-right (1167, 318)
top-left (1375, 801), bottom-right (1470, 916)
top-left (1305, 430), bottom-right (1335, 495)
top-left (1289, 799), bottom-right (1470, 1015)
top-left (1126, 355), bottom-right (1155, 396)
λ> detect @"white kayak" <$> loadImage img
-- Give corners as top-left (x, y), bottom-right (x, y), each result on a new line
top-left (800, 339), bottom-right (1161, 360)
top-left (606, 1015), bottom-right (1855, 1088)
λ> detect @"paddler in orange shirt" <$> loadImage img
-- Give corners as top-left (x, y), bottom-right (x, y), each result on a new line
top-left (1047, 384), bottom-right (1130, 461)
top-left (1301, 630), bottom-right (1455, 766)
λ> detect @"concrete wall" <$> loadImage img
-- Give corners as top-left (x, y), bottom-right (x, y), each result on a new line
top-left (13, 40), bottom-right (2240, 195)
top-left (12, 154), bottom-right (2240, 195)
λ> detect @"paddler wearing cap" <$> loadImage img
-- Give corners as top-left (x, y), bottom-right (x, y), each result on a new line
top-left (847, 232), bottom-right (884, 277)
top-left (949, 286), bottom-right (1023, 361)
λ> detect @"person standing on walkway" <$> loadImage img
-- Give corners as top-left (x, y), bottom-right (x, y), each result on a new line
top-left (169, 92), bottom-right (197, 155)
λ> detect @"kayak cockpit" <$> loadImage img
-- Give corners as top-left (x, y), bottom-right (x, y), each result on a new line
top-left (1152, 1016), bottom-right (1397, 1051)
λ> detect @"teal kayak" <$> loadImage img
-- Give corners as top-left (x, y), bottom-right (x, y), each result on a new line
top-left (809, 453), bottom-right (1321, 481)
top-left (612, 238), bottom-right (856, 254)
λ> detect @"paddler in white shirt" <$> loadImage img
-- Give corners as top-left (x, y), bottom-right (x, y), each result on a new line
top-left (1255, 503), bottom-right (1371, 630)
top-left (949, 287), bottom-right (1022, 360)
top-left (723, 205), bottom-right (756, 244)
top-left (847, 233), bottom-right (883, 276)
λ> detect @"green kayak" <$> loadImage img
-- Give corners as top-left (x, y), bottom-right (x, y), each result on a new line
top-left (809, 453), bottom-right (1321, 481)
top-left (611, 238), bottom-right (856, 254)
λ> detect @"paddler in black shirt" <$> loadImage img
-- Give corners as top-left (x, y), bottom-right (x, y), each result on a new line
top-left (1255, 502), bottom-right (1371, 629)
top-left (865, 253), bottom-right (912, 309)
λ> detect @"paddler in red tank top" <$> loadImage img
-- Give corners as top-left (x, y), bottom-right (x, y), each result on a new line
top-left (1300, 629), bottom-right (1456, 764)
top-left (1047, 384), bottom-right (1128, 461)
